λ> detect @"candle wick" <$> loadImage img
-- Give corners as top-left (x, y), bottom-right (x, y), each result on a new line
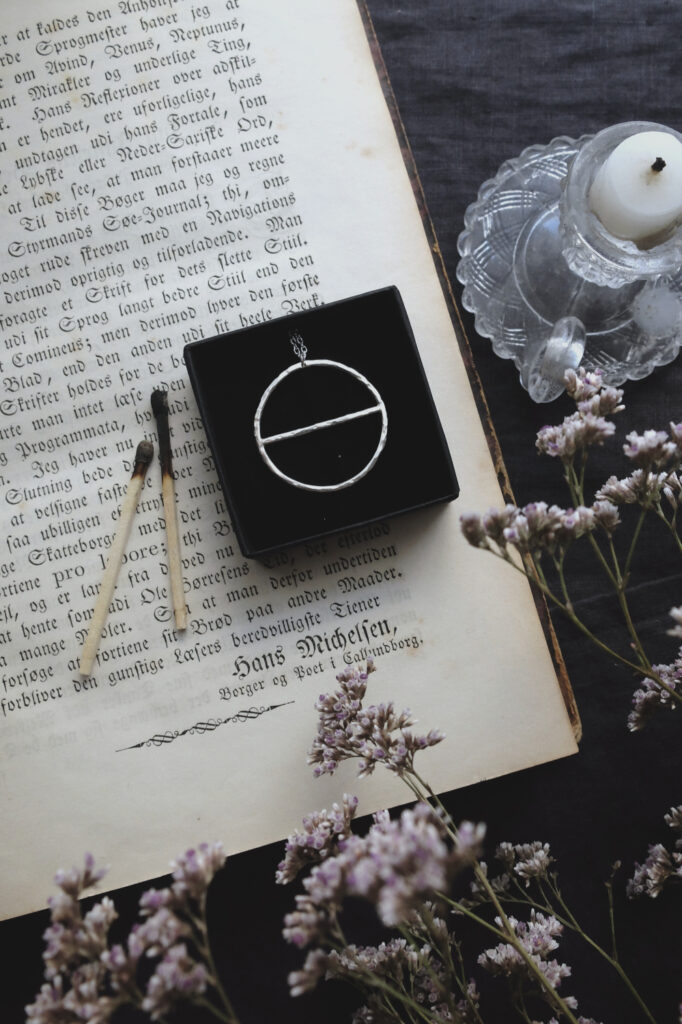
top-left (651, 156), bottom-right (667, 172)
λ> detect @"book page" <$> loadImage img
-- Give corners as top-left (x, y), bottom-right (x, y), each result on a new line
top-left (0, 0), bottom-right (577, 920)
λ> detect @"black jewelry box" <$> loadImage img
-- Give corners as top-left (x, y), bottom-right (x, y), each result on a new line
top-left (184, 287), bottom-right (458, 557)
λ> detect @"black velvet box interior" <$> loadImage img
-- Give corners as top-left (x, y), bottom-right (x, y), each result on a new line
top-left (184, 287), bottom-right (458, 557)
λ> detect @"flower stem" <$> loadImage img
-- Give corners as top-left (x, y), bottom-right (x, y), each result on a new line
top-left (605, 865), bottom-right (620, 963)
top-left (193, 994), bottom-right (233, 1023)
top-left (655, 504), bottom-right (682, 558)
top-left (496, 549), bottom-right (682, 706)
top-left (330, 938), bottom-right (442, 1024)
top-left (546, 881), bottom-right (657, 1024)
top-left (622, 506), bottom-right (647, 583)
top-left (565, 462), bottom-right (618, 589)
top-left (409, 773), bottom-right (582, 1024)
top-left (443, 895), bottom-right (582, 1024)
top-left (606, 530), bottom-right (654, 673)
top-left (566, 459), bottom-right (652, 672)
top-left (192, 906), bottom-right (241, 1024)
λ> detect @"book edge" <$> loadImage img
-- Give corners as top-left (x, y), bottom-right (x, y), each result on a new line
top-left (355, 0), bottom-right (581, 741)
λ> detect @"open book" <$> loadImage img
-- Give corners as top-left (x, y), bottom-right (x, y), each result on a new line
top-left (0, 0), bottom-right (578, 920)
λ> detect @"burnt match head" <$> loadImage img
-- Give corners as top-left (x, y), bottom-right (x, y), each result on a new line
top-left (133, 440), bottom-right (154, 476)
top-left (151, 389), bottom-right (169, 419)
top-left (150, 388), bottom-right (173, 476)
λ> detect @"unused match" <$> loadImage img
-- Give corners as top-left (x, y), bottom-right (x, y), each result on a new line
top-left (151, 389), bottom-right (187, 632)
top-left (79, 441), bottom-right (154, 677)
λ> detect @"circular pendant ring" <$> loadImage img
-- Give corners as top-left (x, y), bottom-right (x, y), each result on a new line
top-left (254, 358), bottom-right (388, 492)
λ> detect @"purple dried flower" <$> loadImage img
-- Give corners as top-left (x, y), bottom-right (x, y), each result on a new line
top-left (536, 411), bottom-right (615, 459)
top-left (307, 663), bottom-right (443, 780)
top-left (454, 820), bottom-right (487, 862)
top-left (479, 910), bottom-right (577, 1006)
top-left (53, 852), bottom-right (108, 900)
top-left (290, 933), bottom-right (469, 1022)
top-left (577, 385), bottom-right (625, 417)
top-left (502, 502), bottom-right (562, 552)
top-left (139, 886), bottom-right (173, 916)
top-left (101, 939), bottom-right (142, 997)
top-left (288, 948), bottom-right (331, 996)
top-left (283, 893), bottom-right (332, 949)
top-left (536, 421), bottom-right (575, 459)
top-left (500, 502), bottom-right (595, 553)
top-left (627, 844), bottom-right (675, 898)
top-left (464, 501), bottom-right (599, 557)
top-left (664, 805), bottom-right (682, 835)
top-left (169, 842), bottom-right (225, 903)
top-left (536, 369), bottom-right (624, 462)
top-left (459, 505), bottom-right (519, 551)
top-left (623, 429), bottom-right (677, 469)
top-left (30, 847), bottom-right (230, 1024)
top-left (504, 841), bottom-right (554, 885)
top-left (668, 422), bottom-right (682, 462)
top-left (460, 512), bottom-right (488, 548)
top-left (141, 943), bottom-right (209, 1021)
top-left (596, 469), bottom-right (667, 507)
top-left (482, 505), bottom-right (520, 546)
top-left (628, 803), bottom-right (682, 900)
top-left (628, 656), bottom-right (680, 731)
top-left (26, 976), bottom-right (67, 1023)
top-left (591, 499), bottom-right (621, 535)
top-left (134, 907), bottom-right (189, 957)
top-left (28, 860), bottom-right (119, 1022)
top-left (564, 368), bottom-right (604, 401)
top-left (284, 804), bottom-right (481, 947)
top-left (350, 806), bottom-right (454, 926)
top-left (667, 607), bottom-right (682, 640)
top-left (663, 471), bottom-right (682, 510)
top-left (555, 505), bottom-right (596, 544)
top-left (276, 794), bottom-right (359, 885)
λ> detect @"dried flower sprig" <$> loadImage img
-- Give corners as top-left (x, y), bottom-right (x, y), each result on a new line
top-left (27, 844), bottom-right (239, 1024)
top-left (280, 665), bottom-right (666, 1024)
top-left (627, 804), bottom-right (682, 899)
top-left (461, 368), bottom-right (682, 730)
top-left (30, 664), bottom-right (679, 1023)
top-left (307, 660), bottom-right (444, 782)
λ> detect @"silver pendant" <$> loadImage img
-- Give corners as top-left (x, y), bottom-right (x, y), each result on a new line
top-left (254, 336), bottom-right (388, 492)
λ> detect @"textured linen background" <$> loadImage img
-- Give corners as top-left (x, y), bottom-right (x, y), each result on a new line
top-left (5, 2), bottom-right (681, 1021)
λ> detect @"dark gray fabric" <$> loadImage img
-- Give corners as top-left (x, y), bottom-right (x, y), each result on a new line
top-left (5, 3), bottom-right (681, 1021)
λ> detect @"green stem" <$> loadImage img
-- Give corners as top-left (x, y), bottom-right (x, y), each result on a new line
top-left (192, 995), bottom-right (233, 1023)
top-left (496, 549), bottom-right (682, 706)
top-left (192, 906), bottom-right (241, 1024)
top-left (408, 773), bottom-right (581, 1024)
top-left (516, 986), bottom-right (536, 1024)
top-left (443, 896), bottom-right (582, 1024)
top-left (553, 554), bottom-right (572, 610)
top-left (482, 878), bottom-right (654, 1024)
top-left (411, 770), bottom-right (656, 1024)
top-left (327, 925), bottom-right (440, 1024)
top-left (568, 455), bottom-right (653, 673)
top-left (655, 504), bottom-right (682, 558)
top-left (606, 527), bottom-right (653, 673)
top-left (622, 506), bottom-right (647, 583)
top-left (399, 921), bottom-right (458, 1021)
top-left (565, 462), bottom-right (618, 589)
top-left (605, 866), bottom-right (619, 963)
top-left (546, 882), bottom-right (656, 1024)
top-left (451, 938), bottom-right (486, 1024)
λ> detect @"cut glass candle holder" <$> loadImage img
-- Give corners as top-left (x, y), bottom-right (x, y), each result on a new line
top-left (456, 122), bottom-right (682, 402)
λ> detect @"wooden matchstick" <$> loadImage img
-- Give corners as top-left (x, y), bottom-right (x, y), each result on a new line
top-left (151, 389), bottom-right (187, 632)
top-left (79, 441), bottom-right (154, 677)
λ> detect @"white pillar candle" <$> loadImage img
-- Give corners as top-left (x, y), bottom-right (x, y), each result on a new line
top-left (589, 130), bottom-right (682, 244)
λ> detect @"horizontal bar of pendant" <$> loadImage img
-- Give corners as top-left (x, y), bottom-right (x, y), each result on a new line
top-left (262, 404), bottom-right (383, 445)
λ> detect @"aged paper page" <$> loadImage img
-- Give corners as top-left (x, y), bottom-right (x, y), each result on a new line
top-left (0, 0), bottom-right (577, 919)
